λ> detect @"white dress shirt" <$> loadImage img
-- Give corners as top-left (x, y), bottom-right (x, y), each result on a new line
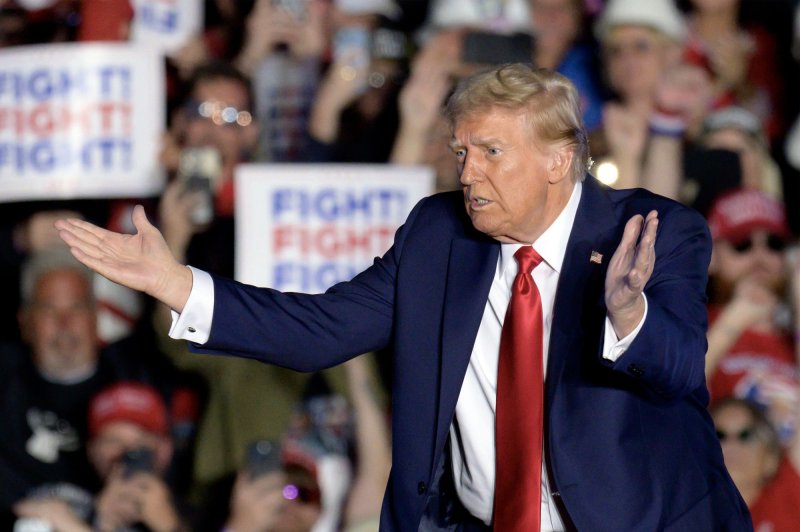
top-left (170, 181), bottom-right (648, 530)
top-left (449, 181), bottom-right (646, 529)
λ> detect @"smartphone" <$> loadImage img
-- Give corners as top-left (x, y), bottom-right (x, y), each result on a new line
top-left (334, 26), bottom-right (371, 69)
top-left (177, 147), bottom-right (221, 225)
top-left (120, 447), bottom-right (155, 478)
top-left (461, 31), bottom-right (534, 65)
top-left (244, 439), bottom-right (282, 480)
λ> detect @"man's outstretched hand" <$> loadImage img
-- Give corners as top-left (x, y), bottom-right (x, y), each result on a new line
top-left (55, 205), bottom-right (193, 313)
top-left (605, 210), bottom-right (658, 339)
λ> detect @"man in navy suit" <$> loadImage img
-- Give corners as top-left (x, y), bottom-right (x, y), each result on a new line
top-left (58, 64), bottom-right (751, 530)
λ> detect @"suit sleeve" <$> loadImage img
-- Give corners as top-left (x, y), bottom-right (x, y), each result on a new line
top-left (606, 205), bottom-right (712, 401)
top-left (188, 196), bottom-right (429, 372)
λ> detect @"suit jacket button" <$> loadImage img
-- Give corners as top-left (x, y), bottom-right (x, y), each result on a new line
top-left (188, 327), bottom-right (196, 333)
top-left (627, 363), bottom-right (644, 377)
top-left (417, 482), bottom-right (427, 495)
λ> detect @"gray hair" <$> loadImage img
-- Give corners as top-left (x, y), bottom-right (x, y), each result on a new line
top-left (444, 63), bottom-right (591, 182)
top-left (20, 247), bottom-right (95, 305)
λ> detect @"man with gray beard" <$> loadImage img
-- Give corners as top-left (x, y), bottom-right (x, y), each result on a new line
top-left (0, 248), bottom-right (165, 527)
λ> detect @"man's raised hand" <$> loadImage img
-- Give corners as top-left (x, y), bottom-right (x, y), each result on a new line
top-left (605, 210), bottom-right (659, 338)
top-left (55, 205), bottom-right (193, 312)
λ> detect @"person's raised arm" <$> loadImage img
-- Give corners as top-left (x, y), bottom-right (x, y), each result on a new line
top-left (55, 205), bottom-right (193, 313)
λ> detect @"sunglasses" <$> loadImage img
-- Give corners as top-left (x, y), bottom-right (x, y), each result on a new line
top-left (729, 234), bottom-right (786, 254)
top-left (282, 483), bottom-right (321, 505)
top-left (184, 99), bottom-right (253, 127)
top-left (716, 427), bottom-right (759, 443)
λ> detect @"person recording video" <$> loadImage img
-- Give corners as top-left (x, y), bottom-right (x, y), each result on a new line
top-left (13, 382), bottom-right (190, 532)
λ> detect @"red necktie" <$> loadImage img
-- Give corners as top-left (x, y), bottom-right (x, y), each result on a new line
top-left (494, 246), bottom-right (545, 531)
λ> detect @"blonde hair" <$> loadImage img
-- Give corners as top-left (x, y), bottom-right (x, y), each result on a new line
top-left (444, 63), bottom-right (590, 182)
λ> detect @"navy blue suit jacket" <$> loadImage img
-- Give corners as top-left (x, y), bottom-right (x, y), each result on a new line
top-left (193, 176), bottom-right (752, 531)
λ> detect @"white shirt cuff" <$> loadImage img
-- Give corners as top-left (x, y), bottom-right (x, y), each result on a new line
top-left (168, 266), bottom-right (214, 344)
top-left (602, 294), bottom-right (648, 362)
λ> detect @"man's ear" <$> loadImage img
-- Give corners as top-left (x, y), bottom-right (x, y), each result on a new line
top-left (548, 147), bottom-right (573, 184)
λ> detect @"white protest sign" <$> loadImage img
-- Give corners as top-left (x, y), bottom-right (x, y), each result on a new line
top-left (0, 43), bottom-right (165, 202)
top-left (131, 0), bottom-right (204, 55)
top-left (236, 164), bottom-right (435, 293)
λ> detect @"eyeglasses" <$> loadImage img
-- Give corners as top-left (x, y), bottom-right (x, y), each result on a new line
top-left (729, 234), bottom-right (786, 254)
top-left (184, 99), bottom-right (253, 127)
top-left (282, 483), bottom-right (321, 505)
top-left (716, 427), bottom-right (759, 444)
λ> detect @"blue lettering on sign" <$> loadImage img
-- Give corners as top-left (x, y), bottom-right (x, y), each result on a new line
top-left (0, 67), bottom-right (131, 101)
top-left (271, 188), bottom-right (408, 222)
top-left (141, 4), bottom-right (179, 32)
top-left (272, 262), bottom-right (361, 293)
top-left (0, 138), bottom-right (134, 175)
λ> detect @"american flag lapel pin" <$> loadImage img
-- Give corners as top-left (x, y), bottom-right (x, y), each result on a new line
top-left (590, 251), bottom-right (603, 264)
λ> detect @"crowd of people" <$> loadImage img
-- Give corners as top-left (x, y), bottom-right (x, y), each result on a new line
top-left (1, 0), bottom-right (800, 530)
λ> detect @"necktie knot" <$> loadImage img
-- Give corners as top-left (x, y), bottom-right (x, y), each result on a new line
top-left (514, 246), bottom-right (543, 276)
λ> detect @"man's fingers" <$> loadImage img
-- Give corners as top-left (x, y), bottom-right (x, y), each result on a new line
top-left (633, 211), bottom-right (658, 272)
top-left (131, 204), bottom-right (153, 234)
top-left (622, 214), bottom-right (645, 245)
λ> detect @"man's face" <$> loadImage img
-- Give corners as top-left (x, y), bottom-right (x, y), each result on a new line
top-left (713, 404), bottom-right (777, 495)
top-left (180, 77), bottom-right (257, 170)
top-left (451, 108), bottom-right (572, 244)
top-left (21, 269), bottom-right (97, 377)
top-left (88, 421), bottom-right (170, 481)
top-left (713, 229), bottom-right (787, 293)
top-left (604, 26), bottom-right (676, 102)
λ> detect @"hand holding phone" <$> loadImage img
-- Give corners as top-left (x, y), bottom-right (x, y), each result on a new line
top-left (245, 440), bottom-right (282, 480)
top-left (120, 447), bottom-right (155, 478)
top-left (177, 147), bottom-right (221, 226)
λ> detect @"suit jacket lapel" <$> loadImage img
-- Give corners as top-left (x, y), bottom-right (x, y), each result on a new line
top-left (433, 236), bottom-right (498, 470)
top-left (547, 177), bottom-right (620, 398)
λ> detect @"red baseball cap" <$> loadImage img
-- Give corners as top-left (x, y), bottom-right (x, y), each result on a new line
top-left (88, 382), bottom-right (169, 437)
top-left (707, 188), bottom-right (791, 243)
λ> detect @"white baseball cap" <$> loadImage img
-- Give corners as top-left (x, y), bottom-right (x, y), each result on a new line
top-left (594, 0), bottom-right (687, 43)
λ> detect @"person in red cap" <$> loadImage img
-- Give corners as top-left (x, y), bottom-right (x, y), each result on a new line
top-left (14, 381), bottom-right (191, 532)
top-left (705, 188), bottom-right (799, 448)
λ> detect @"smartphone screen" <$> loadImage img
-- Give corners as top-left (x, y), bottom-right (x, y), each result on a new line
top-left (121, 447), bottom-right (155, 478)
top-left (272, 0), bottom-right (306, 21)
top-left (177, 147), bottom-right (221, 225)
top-left (245, 439), bottom-right (282, 480)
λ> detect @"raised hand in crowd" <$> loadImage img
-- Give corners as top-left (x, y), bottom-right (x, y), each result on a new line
top-left (640, 59), bottom-right (716, 200)
top-left (602, 102), bottom-right (648, 189)
top-left (13, 497), bottom-right (90, 532)
top-left (308, 28), bottom-right (372, 144)
top-left (235, 0), bottom-right (328, 76)
top-left (706, 277), bottom-right (782, 379)
top-left (390, 52), bottom-right (453, 167)
top-left (705, 33), bottom-right (754, 100)
top-left (224, 469), bottom-right (287, 532)
top-left (94, 469), bottom-right (184, 532)
top-left (158, 179), bottom-right (210, 265)
top-left (14, 210), bottom-right (83, 255)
